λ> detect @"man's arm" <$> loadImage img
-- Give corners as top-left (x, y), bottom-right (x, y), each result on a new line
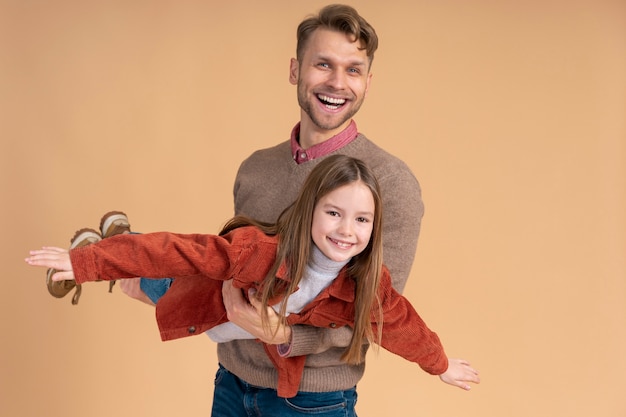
top-left (221, 281), bottom-right (291, 344)
top-left (119, 278), bottom-right (156, 306)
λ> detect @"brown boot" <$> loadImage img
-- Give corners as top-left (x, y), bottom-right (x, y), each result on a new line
top-left (46, 228), bottom-right (101, 305)
top-left (99, 211), bottom-right (132, 292)
top-left (99, 211), bottom-right (131, 238)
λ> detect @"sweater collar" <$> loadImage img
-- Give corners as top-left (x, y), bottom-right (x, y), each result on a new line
top-left (309, 244), bottom-right (350, 276)
top-left (275, 245), bottom-right (355, 303)
top-left (275, 244), bottom-right (349, 280)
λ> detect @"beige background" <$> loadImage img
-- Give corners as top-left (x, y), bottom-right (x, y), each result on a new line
top-left (1, 0), bottom-right (625, 416)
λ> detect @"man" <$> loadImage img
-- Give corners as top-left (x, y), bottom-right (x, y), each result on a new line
top-left (124, 4), bottom-right (424, 416)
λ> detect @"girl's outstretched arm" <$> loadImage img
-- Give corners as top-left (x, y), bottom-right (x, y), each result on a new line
top-left (25, 247), bottom-right (75, 282)
top-left (438, 358), bottom-right (481, 390)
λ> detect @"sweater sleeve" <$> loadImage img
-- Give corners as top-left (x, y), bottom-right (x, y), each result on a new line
top-left (375, 163), bottom-right (423, 294)
top-left (68, 229), bottom-right (268, 285)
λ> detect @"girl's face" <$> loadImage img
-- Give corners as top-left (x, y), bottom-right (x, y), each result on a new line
top-left (311, 181), bottom-right (375, 262)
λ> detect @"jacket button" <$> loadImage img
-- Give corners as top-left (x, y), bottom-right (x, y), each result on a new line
top-left (188, 326), bottom-right (196, 334)
top-left (329, 323), bottom-right (337, 328)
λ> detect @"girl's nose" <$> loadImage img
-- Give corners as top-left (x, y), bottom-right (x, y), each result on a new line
top-left (337, 219), bottom-right (353, 236)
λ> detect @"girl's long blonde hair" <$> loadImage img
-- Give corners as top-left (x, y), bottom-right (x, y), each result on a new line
top-left (220, 154), bottom-right (384, 364)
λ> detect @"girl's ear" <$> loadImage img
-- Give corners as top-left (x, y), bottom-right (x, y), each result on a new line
top-left (289, 58), bottom-right (299, 85)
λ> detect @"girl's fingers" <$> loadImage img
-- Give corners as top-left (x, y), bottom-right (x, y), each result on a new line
top-left (41, 246), bottom-right (69, 252)
top-left (50, 270), bottom-right (74, 281)
top-left (29, 247), bottom-right (66, 255)
top-left (25, 258), bottom-right (59, 269)
top-left (25, 254), bottom-right (61, 264)
top-left (25, 248), bottom-right (71, 272)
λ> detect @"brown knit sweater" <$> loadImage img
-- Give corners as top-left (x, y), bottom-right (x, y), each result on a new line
top-left (217, 133), bottom-right (425, 393)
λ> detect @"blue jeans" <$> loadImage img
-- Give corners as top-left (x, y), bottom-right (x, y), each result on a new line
top-left (140, 277), bottom-right (172, 303)
top-left (211, 365), bottom-right (358, 417)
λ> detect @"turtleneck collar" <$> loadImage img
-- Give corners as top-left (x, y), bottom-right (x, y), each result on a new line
top-left (309, 244), bottom-right (350, 276)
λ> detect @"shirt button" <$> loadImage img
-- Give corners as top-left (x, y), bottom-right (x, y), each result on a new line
top-left (188, 326), bottom-right (196, 334)
top-left (329, 323), bottom-right (337, 328)
top-left (300, 152), bottom-right (307, 159)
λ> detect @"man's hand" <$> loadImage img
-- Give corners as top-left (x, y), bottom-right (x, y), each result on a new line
top-left (222, 280), bottom-right (291, 345)
top-left (118, 278), bottom-right (156, 306)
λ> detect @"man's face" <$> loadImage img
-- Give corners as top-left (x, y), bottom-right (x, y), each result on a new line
top-left (290, 28), bottom-right (372, 140)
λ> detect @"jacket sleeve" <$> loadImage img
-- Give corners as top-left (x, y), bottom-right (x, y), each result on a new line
top-left (68, 228), bottom-right (273, 286)
top-left (375, 269), bottom-right (448, 375)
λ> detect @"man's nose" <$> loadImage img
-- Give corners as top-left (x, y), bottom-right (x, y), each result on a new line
top-left (326, 69), bottom-right (347, 90)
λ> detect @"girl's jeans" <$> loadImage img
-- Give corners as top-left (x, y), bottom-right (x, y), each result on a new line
top-left (211, 364), bottom-right (358, 417)
top-left (140, 277), bottom-right (172, 303)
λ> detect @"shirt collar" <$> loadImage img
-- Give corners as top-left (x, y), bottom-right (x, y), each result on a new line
top-left (290, 120), bottom-right (359, 164)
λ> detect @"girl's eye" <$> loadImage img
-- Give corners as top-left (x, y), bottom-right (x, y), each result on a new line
top-left (327, 210), bottom-right (339, 217)
top-left (356, 217), bottom-right (370, 223)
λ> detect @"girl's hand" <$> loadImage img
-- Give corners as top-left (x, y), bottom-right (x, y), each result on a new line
top-left (439, 358), bottom-right (480, 390)
top-left (25, 247), bottom-right (75, 281)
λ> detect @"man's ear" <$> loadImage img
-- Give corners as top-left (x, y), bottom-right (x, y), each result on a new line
top-left (289, 58), bottom-right (299, 85)
top-left (364, 72), bottom-right (373, 97)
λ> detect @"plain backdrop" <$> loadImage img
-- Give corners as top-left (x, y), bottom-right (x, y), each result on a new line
top-left (1, 1), bottom-right (625, 416)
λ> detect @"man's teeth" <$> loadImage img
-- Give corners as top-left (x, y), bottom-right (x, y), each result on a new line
top-left (318, 94), bottom-right (346, 108)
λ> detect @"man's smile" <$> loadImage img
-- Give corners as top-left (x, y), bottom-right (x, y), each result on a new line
top-left (317, 94), bottom-right (347, 110)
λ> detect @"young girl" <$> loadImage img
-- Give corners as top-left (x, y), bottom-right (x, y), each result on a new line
top-left (25, 155), bottom-right (479, 397)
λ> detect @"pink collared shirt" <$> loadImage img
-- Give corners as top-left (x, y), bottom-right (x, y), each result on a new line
top-left (290, 120), bottom-right (359, 164)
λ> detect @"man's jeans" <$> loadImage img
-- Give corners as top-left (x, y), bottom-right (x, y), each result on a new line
top-left (211, 364), bottom-right (358, 417)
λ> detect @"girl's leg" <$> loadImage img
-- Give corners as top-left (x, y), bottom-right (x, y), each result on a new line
top-left (139, 277), bottom-right (173, 304)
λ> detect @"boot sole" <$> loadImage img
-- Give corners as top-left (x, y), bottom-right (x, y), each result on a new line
top-left (100, 211), bottom-right (130, 238)
top-left (46, 228), bottom-right (101, 304)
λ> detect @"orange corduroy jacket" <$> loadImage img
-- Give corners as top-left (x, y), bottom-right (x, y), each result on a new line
top-left (70, 226), bottom-right (448, 398)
